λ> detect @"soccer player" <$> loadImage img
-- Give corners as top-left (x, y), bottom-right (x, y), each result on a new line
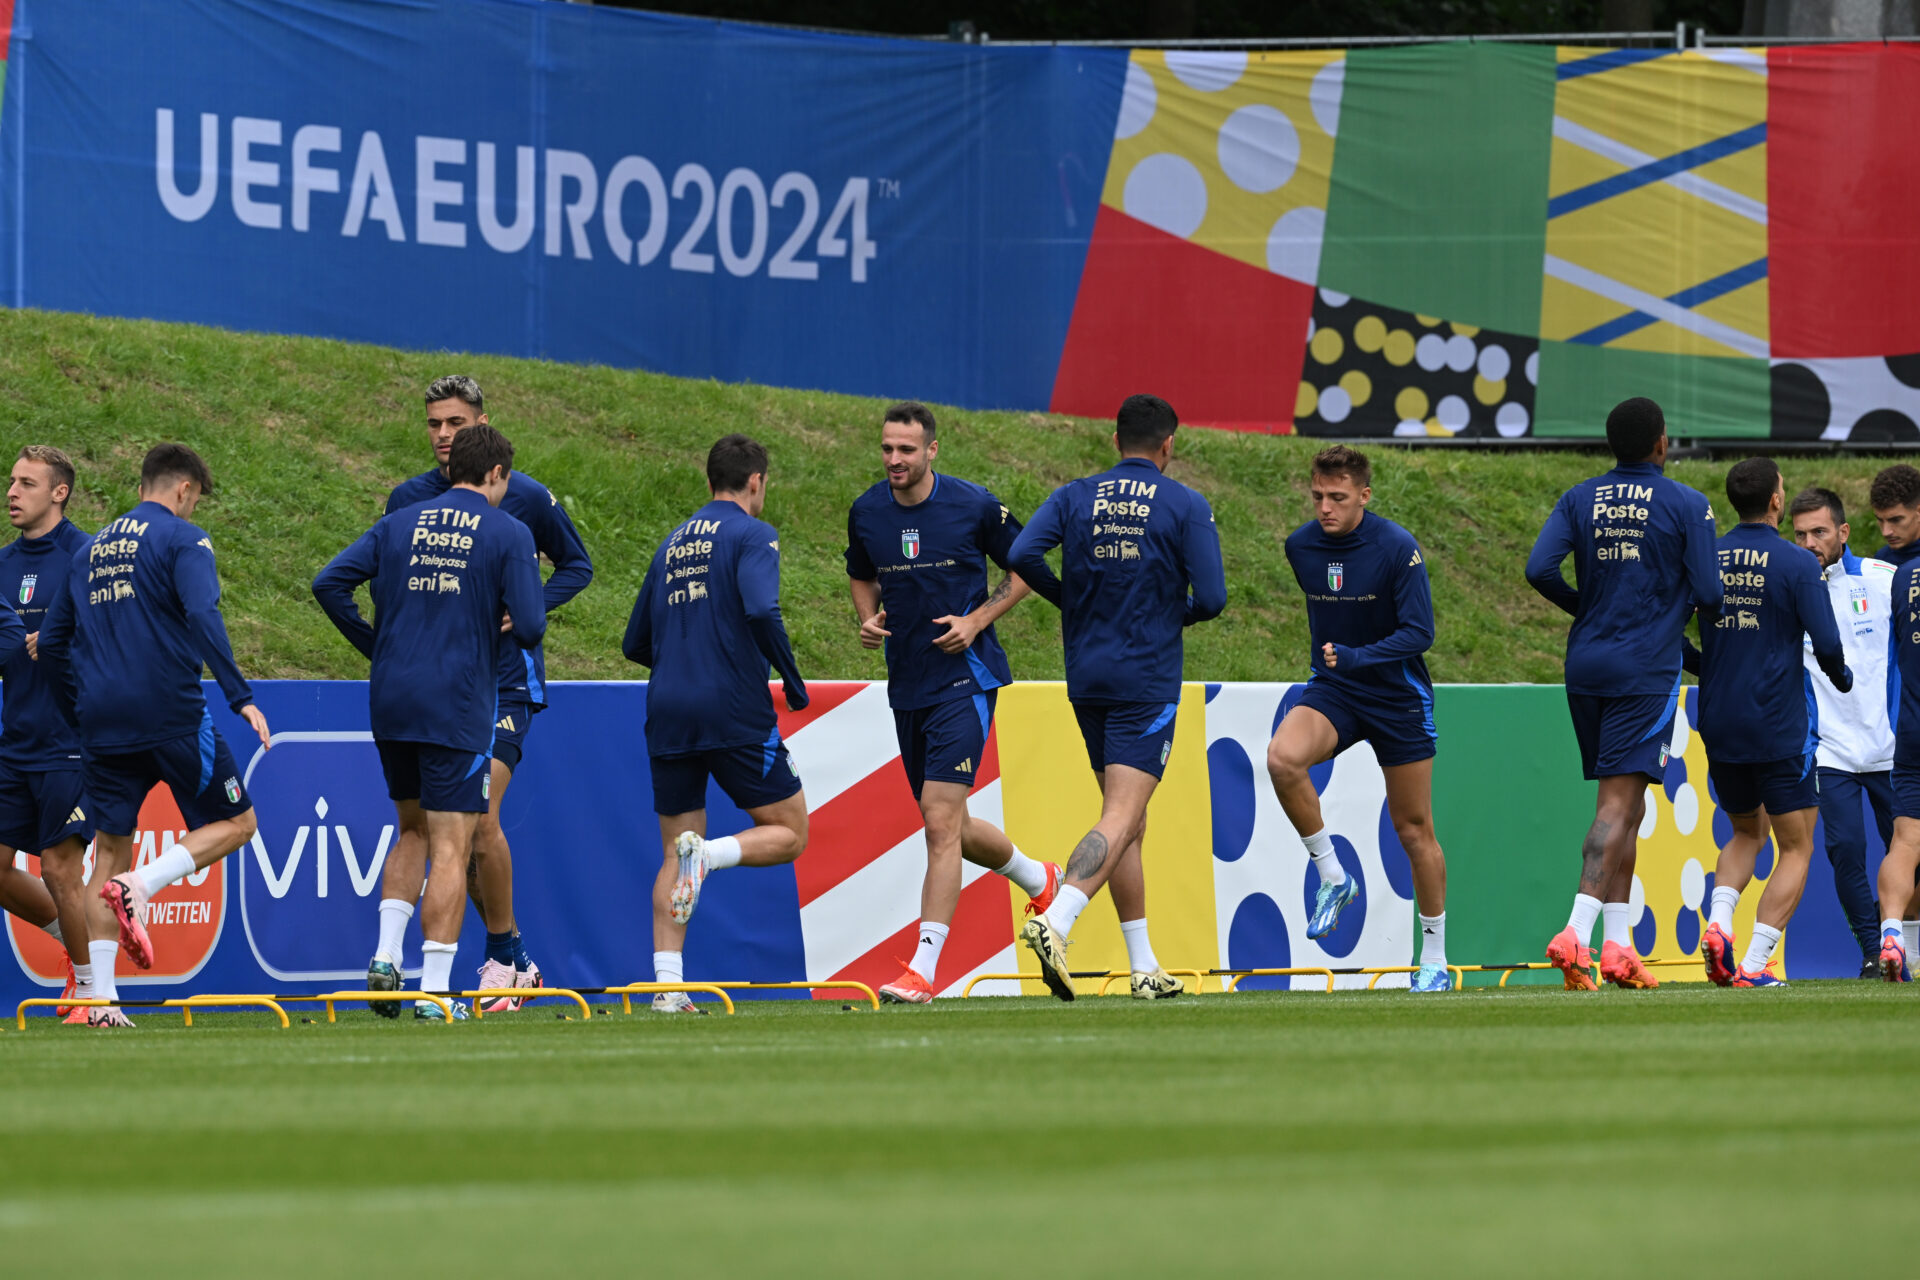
top-left (314, 425), bottom-right (545, 1020)
top-left (381, 375), bottom-right (593, 1006)
top-left (844, 401), bottom-right (1065, 1003)
top-left (1875, 556), bottom-right (1920, 980)
top-left (1009, 394), bottom-right (1226, 1002)
top-left (1869, 463), bottom-right (1920, 567)
top-left (38, 444), bottom-right (272, 1029)
top-left (1525, 397), bottom-right (1720, 991)
top-left (0, 447), bottom-right (98, 1017)
top-left (1268, 445), bottom-right (1451, 991)
top-left (623, 435), bottom-right (809, 1015)
top-left (1789, 487), bottom-right (1897, 977)
top-left (1690, 460), bottom-right (1851, 987)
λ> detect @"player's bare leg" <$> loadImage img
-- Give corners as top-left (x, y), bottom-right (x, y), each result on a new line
top-left (365, 802), bottom-right (428, 1016)
top-left (0, 852), bottom-right (58, 931)
top-left (34, 835), bottom-right (90, 1013)
top-left (1546, 775), bottom-right (1647, 991)
top-left (651, 794), bottom-right (808, 1013)
top-left (1021, 764), bottom-right (1158, 1000)
top-left (956, 803), bottom-right (1057, 911)
top-left (1095, 776), bottom-right (1176, 999)
top-left (1382, 759), bottom-right (1452, 990)
top-left (1721, 806), bottom-right (1815, 986)
top-left (470, 759), bottom-right (535, 1010)
top-left (1875, 816), bottom-right (1920, 980)
top-left (411, 807), bottom-right (479, 1017)
top-left (1267, 706), bottom-right (1357, 940)
top-left (1704, 808), bottom-right (1769, 985)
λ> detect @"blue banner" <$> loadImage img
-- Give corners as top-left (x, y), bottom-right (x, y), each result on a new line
top-left (0, 0), bottom-right (1123, 410)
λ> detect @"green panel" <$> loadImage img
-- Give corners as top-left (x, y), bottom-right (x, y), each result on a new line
top-left (1319, 44), bottom-right (1556, 336)
top-left (1533, 340), bottom-right (1770, 438)
top-left (1432, 685), bottom-right (1594, 978)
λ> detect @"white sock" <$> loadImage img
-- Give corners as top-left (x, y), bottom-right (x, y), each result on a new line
top-left (72, 962), bottom-right (93, 999)
top-left (911, 920), bottom-right (949, 982)
top-left (1602, 901), bottom-right (1633, 949)
top-left (1119, 918), bottom-right (1158, 973)
top-left (375, 898), bottom-right (413, 965)
top-left (994, 846), bottom-right (1049, 898)
top-left (1741, 922), bottom-right (1783, 973)
top-left (1709, 885), bottom-right (1740, 933)
top-left (1303, 828), bottom-right (1345, 887)
top-left (704, 835), bottom-right (743, 871)
top-left (1905, 921), bottom-right (1919, 958)
top-left (88, 938), bottom-right (119, 1001)
top-left (419, 940), bottom-right (457, 993)
top-left (1043, 884), bottom-right (1090, 937)
top-left (137, 844), bottom-right (199, 898)
top-left (653, 950), bottom-right (684, 983)
top-left (1418, 912), bottom-right (1447, 968)
top-left (1566, 893), bottom-right (1602, 944)
top-left (1883, 917), bottom-right (1904, 942)
top-left (41, 918), bottom-right (62, 943)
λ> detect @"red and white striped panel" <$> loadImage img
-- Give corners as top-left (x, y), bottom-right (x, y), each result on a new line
top-left (776, 682), bottom-right (1019, 998)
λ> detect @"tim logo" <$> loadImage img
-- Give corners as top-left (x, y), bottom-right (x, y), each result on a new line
top-left (238, 732), bottom-right (414, 981)
top-left (1327, 563), bottom-right (1344, 592)
top-left (7, 786), bottom-right (224, 988)
top-left (16, 574), bottom-right (35, 605)
top-left (902, 529), bottom-right (921, 559)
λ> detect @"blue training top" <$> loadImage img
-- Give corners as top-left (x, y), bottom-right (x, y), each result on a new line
top-left (313, 488), bottom-right (547, 755)
top-left (624, 499), bottom-right (808, 757)
top-left (1525, 460), bottom-right (1722, 698)
top-left (0, 519), bottom-right (91, 770)
top-left (387, 467), bottom-right (591, 709)
top-left (1008, 455), bottom-right (1226, 705)
top-left (1284, 511), bottom-right (1435, 704)
top-left (844, 473), bottom-right (1060, 710)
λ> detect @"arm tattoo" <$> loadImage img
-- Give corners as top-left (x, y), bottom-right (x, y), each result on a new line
top-left (987, 574), bottom-right (1015, 606)
top-left (1064, 830), bottom-right (1110, 882)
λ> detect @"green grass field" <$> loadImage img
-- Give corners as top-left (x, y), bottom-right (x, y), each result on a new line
top-left (2, 306), bottom-right (1906, 687)
top-left (5, 983), bottom-right (1916, 1276)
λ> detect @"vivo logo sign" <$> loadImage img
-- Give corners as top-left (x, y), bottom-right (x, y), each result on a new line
top-left (249, 796), bottom-right (393, 899)
top-left (238, 731), bottom-right (418, 981)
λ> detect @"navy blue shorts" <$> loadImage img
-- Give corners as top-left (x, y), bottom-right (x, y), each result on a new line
top-left (492, 699), bottom-right (534, 774)
top-left (0, 763), bottom-right (92, 852)
top-left (1073, 700), bottom-right (1179, 780)
top-left (1893, 765), bottom-right (1920, 821)
top-left (1709, 754), bottom-right (1817, 816)
top-left (85, 715), bottom-right (250, 835)
top-left (1295, 678), bottom-right (1436, 768)
top-left (1566, 688), bottom-right (1680, 781)
top-left (652, 732), bottom-right (803, 816)
top-left (377, 740), bottom-right (492, 814)
top-left (894, 691), bottom-right (995, 800)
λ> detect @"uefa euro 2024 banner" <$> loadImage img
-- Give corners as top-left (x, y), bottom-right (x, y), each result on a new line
top-left (0, 680), bottom-right (1878, 1008)
top-left (3, 0), bottom-right (1920, 440)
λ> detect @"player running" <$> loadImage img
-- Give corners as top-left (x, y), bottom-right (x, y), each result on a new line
top-left (0, 447), bottom-right (99, 1017)
top-left (1525, 398), bottom-right (1720, 991)
top-left (38, 445), bottom-right (272, 1028)
top-left (1875, 552), bottom-right (1920, 980)
top-left (381, 375), bottom-right (593, 1007)
top-left (1868, 464), bottom-right (1920, 959)
top-left (1269, 445), bottom-right (1451, 991)
top-left (1009, 394), bottom-right (1226, 1001)
top-left (845, 402), bottom-right (1065, 1003)
top-left (624, 435), bottom-right (809, 1015)
top-left (1789, 487), bottom-right (1898, 977)
top-left (314, 425), bottom-right (545, 1020)
top-left (1688, 460), bottom-right (1851, 987)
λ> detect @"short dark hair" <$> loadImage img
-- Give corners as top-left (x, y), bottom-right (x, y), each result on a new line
top-left (1312, 444), bottom-right (1371, 491)
top-left (1871, 464), bottom-right (1920, 513)
top-left (426, 374), bottom-right (484, 411)
top-left (17, 445), bottom-right (75, 508)
top-left (140, 443), bottom-right (214, 496)
top-left (447, 424), bottom-right (514, 486)
top-left (1725, 457), bottom-right (1781, 520)
top-left (1605, 397), bottom-right (1666, 464)
top-left (1788, 486), bottom-right (1846, 528)
top-left (707, 434), bottom-right (769, 494)
top-left (1115, 393), bottom-right (1178, 453)
top-left (884, 401), bottom-right (936, 439)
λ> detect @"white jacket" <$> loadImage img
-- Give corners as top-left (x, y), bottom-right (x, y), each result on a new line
top-left (1804, 550), bottom-right (1896, 774)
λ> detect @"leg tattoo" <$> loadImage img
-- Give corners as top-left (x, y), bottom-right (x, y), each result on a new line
top-left (1579, 819), bottom-right (1612, 898)
top-left (1064, 831), bottom-right (1109, 883)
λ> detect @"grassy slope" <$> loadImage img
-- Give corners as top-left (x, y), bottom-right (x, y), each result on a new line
top-left (1, 306), bottom-right (1900, 684)
top-left (1, 987), bottom-right (1916, 1276)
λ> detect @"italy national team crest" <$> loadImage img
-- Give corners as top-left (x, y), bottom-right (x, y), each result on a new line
top-left (1327, 563), bottom-right (1344, 592)
top-left (902, 529), bottom-right (921, 559)
top-left (17, 575), bottom-right (34, 605)
top-left (1851, 589), bottom-right (1870, 614)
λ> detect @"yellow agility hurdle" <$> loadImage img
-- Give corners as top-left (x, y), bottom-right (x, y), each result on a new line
top-left (1359, 965), bottom-right (1469, 991)
top-left (1222, 968), bottom-right (1338, 993)
top-left (709, 981), bottom-right (881, 1011)
top-left (16, 995), bottom-right (290, 1029)
top-left (606, 982), bottom-right (737, 1014)
top-left (274, 990), bottom-right (456, 1022)
top-left (462, 988), bottom-right (592, 1020)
